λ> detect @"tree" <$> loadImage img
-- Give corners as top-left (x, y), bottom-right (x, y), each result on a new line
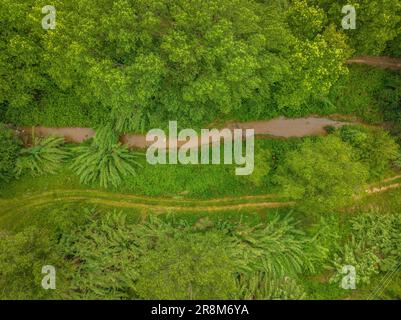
top-left (2, 0), bottom-right (350, 129)
top-left (0, 124), bottom-right (20, 183)
top-left (275, 136), bottom-right (369, 212)
top-left (338, 126), bottom-right (399, 179)
top-left (316, 0), bottom-right (401, 55)
top-left (0, 0), bottom-right (47, 123)
top-left (15, 135), bottom-right (69, 177)
top-left (70, 126), bottom-right (141, 188)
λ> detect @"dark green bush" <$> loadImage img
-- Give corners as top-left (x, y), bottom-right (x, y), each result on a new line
top-left (0, 124), bottom-right (21, 184)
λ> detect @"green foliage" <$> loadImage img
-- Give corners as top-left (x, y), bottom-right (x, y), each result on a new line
top-left (316, 0), bottom-right (401, 55)
top-left (0, 1), bottom-right (45, 112)
top-left (0, 228), bottom-right (60, 299)
top-left (330, 209), bottom-right (401, 286)
top-left (60, 212), bottom-right (238, 299)
top-left (330, 238), bottom-right (380, 286)
top-left (135, 231), bottom-right (238, 299)
top-left (70, 126), bottom-right (141, 188)
top-left (0, 124), bottom-right (20, 183)
top-left (60, 211), bottom-right (140, 299)
top-left (275, 136), bottom-right (369, 212)
top-left (237, 272), bottom-right (306, 300)
top-left (350, 210), bottom-right (401, 272)
top-left (327, 66), bottom-right (401, 124)
top-left (56, 211), bottom-right (313, 300)
top-left (232, 214), bottom-right (314, 277)
top-left (2, 0), bottom-right (349, 129)
top-left (338, 125), bottom-right (399, 179)
top-left (15, 136), bottom-right (69, 177)
top-left (287, 0), bottom-right (326, 40)
top-left (246, 148), bottom-right (271, 186)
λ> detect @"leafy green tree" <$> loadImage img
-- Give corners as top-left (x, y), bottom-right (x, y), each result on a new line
top-left (338, 125), bottom-right (399, 179)
top-left (287, 0), bottom-right (327, 40)
top-left (316, 0), bottom-right (401, 55)
top-left (0, 124), bottom-right (20, 183)
top-left (349, 210), bottom-right (401, 272)
top-left (275, 136), bottom-right (368, 212)
top-left (2, 0), bottom-right (350, 129)
top-left (15, 135), bottom-right (69, 177)
top-left (330, 238), bottom-right (380, 286)
top-left (70, 126), bottom-right (141, 188)
top-left (0, 1), bottom-right (46, 119)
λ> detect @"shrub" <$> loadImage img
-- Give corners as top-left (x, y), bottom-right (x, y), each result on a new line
top-left (338, 126), bottom-right (399, 179)
top-left (70, 126), bottom-right (141, 188)
top-left (0, 124), bottom-right (20, 183)
top-left (14, 136), bottom-right (69, 177)
top-left (0, 228), bottom-right (61, 300)
top-left (274, 136), bottom-right (369, 212)
top-left (59, 211), bottom-right (312, 299)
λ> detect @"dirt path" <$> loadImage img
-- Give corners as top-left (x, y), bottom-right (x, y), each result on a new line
top-left (348, 56), bottom-right (401, 71)
top-left (366, 183), bottom-right (401, 194)
top-left (0, 190), bottom-right (293, 214)
top-left (1, 176), bottom-right (400, 215)
top-left (16, 116), bottom-right (348, 149)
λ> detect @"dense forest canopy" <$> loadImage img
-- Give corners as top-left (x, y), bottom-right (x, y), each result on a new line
top-left (4, 0), bottom-right (400, 131)
top-left (1, 0), bottom-right (401, 302)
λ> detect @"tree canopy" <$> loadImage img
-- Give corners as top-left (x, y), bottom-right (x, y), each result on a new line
top-left (275, 136), bottom-right (369, 212)
top-left (1, 0), bottom-right (350, 130)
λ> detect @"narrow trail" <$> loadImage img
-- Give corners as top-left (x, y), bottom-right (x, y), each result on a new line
top-left (0, 189), bottom-right (293, 214)
top-left (348, 56), bottom-right (401, 71)
top-left (1, 175), bottom-right (400, 215)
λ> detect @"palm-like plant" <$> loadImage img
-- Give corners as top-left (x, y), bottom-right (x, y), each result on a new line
top-left (231, 214), bottom-right (312, 278)
top-left (70, 126), bottom-right (141, 188)
top-left (237, 272), bottom-right (306, 300)
top-left (15, 136), bottom-right (69, 177)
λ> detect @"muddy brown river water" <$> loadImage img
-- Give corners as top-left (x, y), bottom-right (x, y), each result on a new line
top-left (16, 117), bottom-right (348, 149)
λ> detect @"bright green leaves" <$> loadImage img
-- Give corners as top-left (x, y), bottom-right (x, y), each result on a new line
top-left (15, 136), bottom-right (69, 177)
top-left (1, 0), bottom-right (354, 129)
top-left (0, 124), bottom-right (21, 183)
top-left (70, 126), bottom-right (141, 188)
top-left (287, 0), bottom-right (326, 40)
top-left (315, 0), bottom-right (401, 55)
top-left (275, 136), bottom-right (369, 212)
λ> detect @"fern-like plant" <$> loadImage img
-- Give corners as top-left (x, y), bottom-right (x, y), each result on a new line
top-left (70, 126), bottom-right (141, 188)
top-left (231, 214), bottom-right (312, 278)
top-left (15, 136), bottom-right (69, 177)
